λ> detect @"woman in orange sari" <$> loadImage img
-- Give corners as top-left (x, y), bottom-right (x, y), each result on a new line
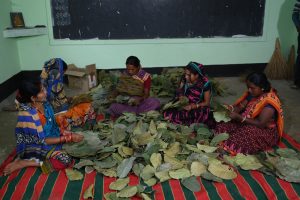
top-left (214, 72), bottom-right (284, 154)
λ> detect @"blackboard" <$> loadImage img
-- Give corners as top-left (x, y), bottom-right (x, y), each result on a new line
top-left (51, 0), bottom-right (265, 40)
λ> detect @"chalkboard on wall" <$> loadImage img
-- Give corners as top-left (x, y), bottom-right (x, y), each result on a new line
top-left (51, 0), bottom-right (266, 40)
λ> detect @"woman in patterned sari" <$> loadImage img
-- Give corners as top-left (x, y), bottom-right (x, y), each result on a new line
top-left (163, 62), bottom-right (215, 127)
top-left (3, 79), bottom-right (83, 175)
top-left (214, 72), bottom-right (284, 154)
top-left (40, 58), bottom-right (69, 113)
top-left (41, 58), bottom-right (96, 131)
top-left (107, 56), bottom-right (160, 117)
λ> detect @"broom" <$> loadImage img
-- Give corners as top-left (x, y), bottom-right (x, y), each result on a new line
top-left (286, 45), bottom-right (295, 80)
top-left (264, 38), bottom-right (288, 79)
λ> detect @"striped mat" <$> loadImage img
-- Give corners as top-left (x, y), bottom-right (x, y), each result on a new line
top-left (1, 133), bottom-right (300, 200)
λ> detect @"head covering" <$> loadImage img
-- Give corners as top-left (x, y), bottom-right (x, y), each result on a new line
top-left (40, 58), bottom-right (68, 113)
top-left (187, 62), bottom-right (208, 82)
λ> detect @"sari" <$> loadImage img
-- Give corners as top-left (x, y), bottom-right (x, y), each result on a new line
top-left (40, 58), bottom-right (68, 113)
top-left (163, 62), bottom-right (215, 127)
top-left (15, 103), bottom-right (73, 170)
top-left (214, 89), bottom-right (284, 154)
top-left (108, 69), bottom-right (160, 117)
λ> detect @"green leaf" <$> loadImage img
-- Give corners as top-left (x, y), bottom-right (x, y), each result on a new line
top-left (112, 124), bottom-right (127, 144)
top-left (213, 111), bottom-right (231, 122)
top-left (210, 133), bottom-right (229, 146)
top-left (73, 159), bottom-right (94, 169)
top-left (181, 176), bottom-right (201, 192)
top-left (276, 148), bottom-right (298, 158)
top-left (117, 157), bottom-right (136, 178)
top-left (201, 172), bottom-right (223, 182)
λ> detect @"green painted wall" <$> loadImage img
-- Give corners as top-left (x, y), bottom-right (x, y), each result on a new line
top-left (0, 1), bottom-right (20, 84)
top-left (9, 0), bottom-right (297, 71)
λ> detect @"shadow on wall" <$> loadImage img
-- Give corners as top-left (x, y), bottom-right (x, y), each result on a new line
top-left (277, 0), bottom-right (298, 58)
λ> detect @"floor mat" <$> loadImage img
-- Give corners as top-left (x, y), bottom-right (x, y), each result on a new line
top-left (1, 134), bottom-right (300, 200)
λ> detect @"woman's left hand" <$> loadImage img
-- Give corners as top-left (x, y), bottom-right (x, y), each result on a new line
top-left (71, 133), bottom-right (84, 143)
top-left (183, 104), bottom-right (193, 111)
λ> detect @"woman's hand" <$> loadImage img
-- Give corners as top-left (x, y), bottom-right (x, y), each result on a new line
top-left (183, 104), bottom-right (196, 111)
top-left (71, 133), bottom-right (84, 143)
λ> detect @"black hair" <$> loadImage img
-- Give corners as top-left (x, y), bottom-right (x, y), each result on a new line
top-left (126, 56), bottom-right (140, 68)
top-left (16, 78), bottom-right (42, 103)
top-left (246, 72), bottom-right (271, 92)
top-left (186, 65), bottom-right (199, 75)
top-left (62, 60), bottom-right (68, 71)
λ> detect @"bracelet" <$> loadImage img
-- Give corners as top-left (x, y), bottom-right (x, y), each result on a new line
top-left (241, 116), bottom-right (247, 123)
top-left (196, 104), bottom-right (199, 108)
top-left (228, 105), bottom-right (234, 112)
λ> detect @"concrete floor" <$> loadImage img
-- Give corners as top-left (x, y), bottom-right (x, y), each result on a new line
top-left (0, 77), bottom-right (299, 164)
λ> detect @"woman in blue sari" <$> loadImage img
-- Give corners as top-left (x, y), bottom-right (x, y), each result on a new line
top-left (3, 79), bottom-right (83, 175)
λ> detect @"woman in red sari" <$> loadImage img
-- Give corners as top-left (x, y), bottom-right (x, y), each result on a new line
top-left (214, 72), bottom-right (284, 154)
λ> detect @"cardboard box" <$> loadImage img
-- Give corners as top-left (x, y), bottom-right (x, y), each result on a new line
top-left (65, 64), bottom-right (97, 93)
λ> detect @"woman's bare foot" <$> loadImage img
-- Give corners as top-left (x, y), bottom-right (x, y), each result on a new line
top-left (3, 160), bottom-right (39, 176)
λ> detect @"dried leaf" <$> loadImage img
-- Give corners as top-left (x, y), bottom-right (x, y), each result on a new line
top-left (164, 142), bottom-right (181, 157)
top-left (83, 184), bottom-right (94, 199)
top-left (112, 124), bottom-right (127, 145)
top-left (150, 153), bottom-right (162, 170)
top-left (164, 155), bottom-right (184, 170)
top-left (118, 146), bottom-right (134, 158)
top-left (208, 163), bottom-right (237, 180)
top-left (235, 153), bottom-right (263, 170)
top-left (85, 166), bottom-right (95, 174)
top-left (155, 171), bottom-right (171, 182)
top-left (65, 169), bottom-right (84, 181)
top-left (144, 178), bottom-right (157, 187)
top-left (132, 163), bottom-right (144, 176)
top-left (196, 144), bottom-right (218, 153)
top-left (190, 161), bottom-right (207, 176)
top-left (141, 165), bottom-right (155, 181)
top-left (140, 193), bottom-right (152, 200)
top-left (109, 177), bottom-right (130, 191)
top-left (117, 186), bottom-right (138, 198)
top-left (74, 159), bottom-right (94, 169)
top-left (169, 168), bottom-right (191, 179)
top-left (149, 120), bottom-right (158, 135)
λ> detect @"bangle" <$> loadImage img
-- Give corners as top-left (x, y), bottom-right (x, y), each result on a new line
top-left (241, 116), bottom-right (247, 123)
top-left (228, 105), bottom-right (234, 112)
top-left (196, 104), bottom-right (199, 108)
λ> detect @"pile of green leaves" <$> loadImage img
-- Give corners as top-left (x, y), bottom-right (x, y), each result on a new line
top-left (63, 111), bottom-right (237, 197)
top-left (116, 76), bottom-right (144, 97)
top-left (151, 68), bottom-right (184, 97)
top-left (162, 96), bottom-right (189, 111)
